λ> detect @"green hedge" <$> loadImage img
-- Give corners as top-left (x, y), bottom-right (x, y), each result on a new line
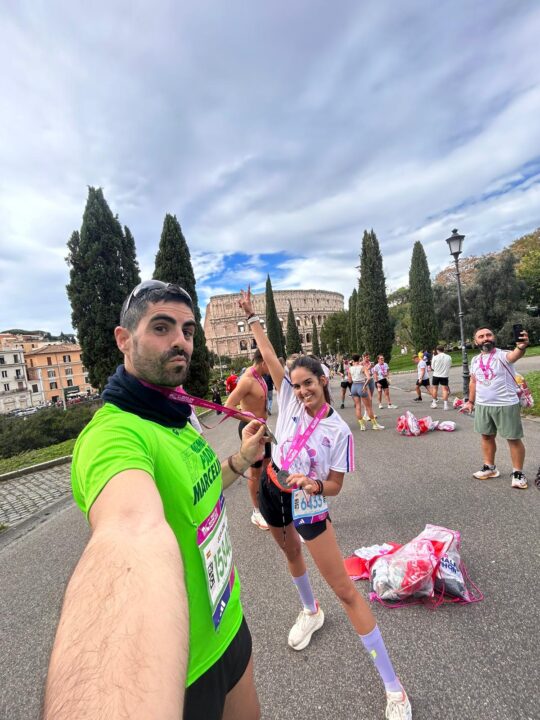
top-left (0, 402), bottom-right (101, 459)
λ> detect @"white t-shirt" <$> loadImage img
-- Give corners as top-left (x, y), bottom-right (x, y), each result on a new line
top-left (273, 373), bottom-right (355, 481)
top-left (470, 348), bottom-right (519, 406)
top-left (432, 352), bottom-right (452, 378)
top-left (417, 360), bottom-right (428, 381)
top-left (373, 362), bottom-right (389, 379)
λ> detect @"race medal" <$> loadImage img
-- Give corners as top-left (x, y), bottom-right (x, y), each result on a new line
top-left (197, 494), bottom-right (235, 630)
top-left (276, 469), bottom-right (291, 490)
top-left (291, 489), bottom-right (329, 527)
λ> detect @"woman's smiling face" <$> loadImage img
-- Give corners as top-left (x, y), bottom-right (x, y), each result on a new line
top-left (290, 366), bottom-right (326, 412)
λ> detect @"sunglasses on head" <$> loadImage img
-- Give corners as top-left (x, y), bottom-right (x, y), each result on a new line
top-left (122, 280), bottom-right (193, 322)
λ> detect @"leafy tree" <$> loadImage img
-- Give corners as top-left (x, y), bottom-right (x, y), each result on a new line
top-left (265, 275), bottom-right (284, 357)
top-left (320, 338), bottom-right (328, 356)
top-left (387, 286), bottom-right (410, 306)
top-left (498, 313), bottom-right (540, 348)
top-left (348, 288), bottom-right (358, 352)
top-left (466, 251), bottom-right (526, 333)
top-left (358, 230), bottom-right (394, 359)
top-left (286, 301), bottom-right (303, 354)
top-left (409, 241), bottom-right (439, 351)
top-left (320, 310), bottom-right (349, 354)
top-left (517, 248), bottom-right (540, 309)
top-left (66, 187), bottom-right (140, 390)
top-left (153, 213), bottom-right (210, 398)
top-left (389, 302), bottom-right (413, 347)
top-left (311, 317), bottom-right (320, 356)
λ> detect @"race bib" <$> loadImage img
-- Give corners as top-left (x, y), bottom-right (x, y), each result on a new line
top-left (197, 494), bottom-right (235, 629)
top-left (292, 489), bottom-right (329, 526)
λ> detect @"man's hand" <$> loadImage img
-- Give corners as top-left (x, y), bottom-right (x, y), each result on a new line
top-left (461, 400), bottom-right (474, 414)
top-left (239, 286), bottom-right (255, 317)
top-left (517, 330), bottom-right (530, 351)
top-left (240, 421), bottom-right (267, 465)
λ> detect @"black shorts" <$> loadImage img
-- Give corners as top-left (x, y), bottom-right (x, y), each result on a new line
top-left (432, 376), bottom-right (449, 386)
top-left (258, 465), bottom-right (330, 541)
top-left (416, 379), bottom-right (430, 386)
top-left (183, 617), bottom-right (252, 720)
top-left (238, 421), bottom-right (271, 468)
top-left (340, 381), bottom-right (351, 389)
top-left (377, 378), bottom-right (389, 389)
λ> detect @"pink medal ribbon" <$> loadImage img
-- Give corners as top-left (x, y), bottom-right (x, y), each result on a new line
top-left (276, 403), bottom-right (328, 486)
top-left (138, 379), bottom-right (270, 433)
top-left (478, 350), bottom-right (496, 382)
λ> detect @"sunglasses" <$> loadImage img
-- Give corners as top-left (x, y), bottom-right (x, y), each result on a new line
top-left (122, 280), bottom-right (193, 322)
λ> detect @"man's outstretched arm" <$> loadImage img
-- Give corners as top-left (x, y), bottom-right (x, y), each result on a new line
top-left (43, 470), bottom-right (188, 720)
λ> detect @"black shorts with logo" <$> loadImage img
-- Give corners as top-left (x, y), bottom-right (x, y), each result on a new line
top-left (258, 464), bottom-right (331, 541)
top-left (238, 420), bottom-right (271, 468)
top-left (183, 617), bottom-right (252, 720)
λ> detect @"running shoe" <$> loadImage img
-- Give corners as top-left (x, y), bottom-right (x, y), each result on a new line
top-left (340, 403), bottom-right (345, 409)
top-left (358, 419), bottom-right (366, 431)
top-left (378, 403), bottom-right (384, 409)
top-left (385, 685), bottom-right (412, 720)
top-left (430, 400), bottom-right (437, 409)
top-left (413, 397), bottom-right (422, 402)
top-left (511, 471), bottom-right (528, 489)
top-left (472, 465), bottom-right (500, 480)
top-left (288, 604), bottom-right (324, 650)
top-left (251, 509), bottom-right (269, 530)
top-left (387, 404), bottom-right (398, 409)
top-left (363, 412), bottom-right (370, 420)
top-left (371, 420), bottom-right (385, 430)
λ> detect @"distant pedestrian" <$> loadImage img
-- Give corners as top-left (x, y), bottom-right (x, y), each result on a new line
top-left (430, 346), bottom-right (451, 410)
top-left (413, 355), bottom-right (430, 401)
top-left (225, 371), bottom-right (238, 395)
top-left (264, 372), bottom-right (274, 415)
top-left (373, 355), bottom-right (397, 409)
top-left (339, 359), bottom-right (351, 409)
top-left (211, 383), bottom-right (223, 414)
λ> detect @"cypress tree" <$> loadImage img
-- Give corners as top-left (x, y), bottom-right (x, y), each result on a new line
top-left (122, 226), bottom-right (141, 289)
top-left (153, 213), bottom-right (210, 398)
top-left (286, 301), bottom-right (303, 354)
top-left (358, 230), bottom-right (394, 360)
top-left (311, 318), bottom-right (320, 356)
top-left (348, 288), bottom-right (358, 352)
top-left (265, 275), bottom-right (284, 357)
top-left (66, 187), bottom-right (139, 391)
top-left (409, 241), bottom-right (439, 351)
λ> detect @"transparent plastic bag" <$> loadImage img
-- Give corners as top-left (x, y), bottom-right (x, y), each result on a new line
top-left (370, 538), bottom-right (438, 602)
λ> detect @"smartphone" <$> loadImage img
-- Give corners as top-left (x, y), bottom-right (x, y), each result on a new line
top-left (512, 323), bottom-right (524, 342)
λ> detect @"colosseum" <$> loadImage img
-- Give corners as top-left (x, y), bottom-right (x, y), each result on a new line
top-left (203, 289), bottom-right (344, 360)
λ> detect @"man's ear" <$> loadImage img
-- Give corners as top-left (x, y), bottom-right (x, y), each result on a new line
top-left (115, 326), bottom-right (131, 354)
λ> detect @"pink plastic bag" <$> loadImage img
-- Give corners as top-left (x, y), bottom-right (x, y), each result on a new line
top-left (436, 420), bottom-right (456, 432)
top-left (396, 410), bottom-right (421, 436)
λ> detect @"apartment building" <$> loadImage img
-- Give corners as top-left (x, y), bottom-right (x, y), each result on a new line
top-left (25, 343), bottom-right (94, 405)
top-left (0, 346), bottom-right (33, 414)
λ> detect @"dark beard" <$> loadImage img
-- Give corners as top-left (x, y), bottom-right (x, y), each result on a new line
top-left (480, 341), bottom-right (495, 352)
top-left (132, 342), bottom-right (191, 387)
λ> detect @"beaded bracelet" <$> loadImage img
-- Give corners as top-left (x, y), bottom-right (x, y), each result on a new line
top-left (227, 454), bottom-right (250, 480)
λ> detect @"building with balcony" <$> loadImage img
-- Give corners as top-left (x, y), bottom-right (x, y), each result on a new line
top-left (0, 346), bottom-right (33, 414)
top-left (25, 343), bottom-right (95, 406)
top-left (203, 289), bottom-right (343, 360)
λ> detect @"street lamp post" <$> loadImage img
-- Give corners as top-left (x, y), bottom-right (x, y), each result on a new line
top-left (336, 338), bottom-right (340, 358)
top-left (445, 229), bottom-right (470, 400)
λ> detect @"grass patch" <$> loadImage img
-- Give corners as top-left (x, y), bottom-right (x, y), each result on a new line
top-left (0, 438), bottom-right (76, 475)
top-left (0, 523), bottom-right (6, 533)
top-left (522, 371), bottom-right (540, 417)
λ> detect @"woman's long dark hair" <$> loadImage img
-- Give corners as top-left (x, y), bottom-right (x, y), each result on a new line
top-left (290, 356), bottom-right (332, 404)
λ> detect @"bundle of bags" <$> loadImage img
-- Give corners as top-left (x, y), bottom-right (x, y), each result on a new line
top-left (396, 410), bottom-right (456, 436)
top-left (345, 524), bottom-right (483, 608)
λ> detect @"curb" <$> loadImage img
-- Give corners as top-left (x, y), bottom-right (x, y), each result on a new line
top-left (0, 495), bottom-right (74, 551)
top-left (0, 456), bottom-right (72, 483)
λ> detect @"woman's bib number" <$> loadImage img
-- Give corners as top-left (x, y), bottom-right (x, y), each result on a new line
top-left (292, 489), bottom-right (328, 526)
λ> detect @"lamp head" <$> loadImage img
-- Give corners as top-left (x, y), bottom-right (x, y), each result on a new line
top-left (446, 228), bottom-right (465, 259)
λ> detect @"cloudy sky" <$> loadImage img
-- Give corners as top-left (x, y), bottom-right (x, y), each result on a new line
top-left (1, 1), bottom-right (540, 334)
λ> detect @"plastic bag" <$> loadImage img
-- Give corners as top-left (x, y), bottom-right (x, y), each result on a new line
top-left (396, 410), bottom-right (421, 436)
top-left (436, 420), bottom-right (456, 432)
top-left (515, 375), bottom-right (534, 408)
top-left (418, 415), bottom-right (438, 433)
top-left (370, 538), bottom-right (438, 602)
top-left (345, 542), bottom-right (402, 580)
top-left (453, 398), bottom-right (464, 410)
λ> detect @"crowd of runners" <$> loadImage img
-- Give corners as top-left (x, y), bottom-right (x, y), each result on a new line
top-left (42, 279), bottom-right (533, 720)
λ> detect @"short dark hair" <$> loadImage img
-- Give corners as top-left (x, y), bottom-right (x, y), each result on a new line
top-left (253, 349), bottom-right (264, 364)
top-left (120, 280), bottom-right (194, 331)
top-left (290, 355), bottom-right (331, 404)
top-left (352, 353), bottom-right (361, 362)
top-left (474, 326), bottom-right (494, 338)
top-left (437, 345), bottom-right (445, 352)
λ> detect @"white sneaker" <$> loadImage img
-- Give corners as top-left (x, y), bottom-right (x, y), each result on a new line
top-left (288, 604), bottom-right (324, 650)
top-left (473, 465), bottom-right (500, 480)
top-left (430, 400), bottom-right (437, 409)
top-left (363, 412), bottom-right (370, 421)
top-left (251, 509), bottom-right (269, 530)
top-left (386, 685), bottom-right (412, 720)
top-left (371, 420), bottom-right (385, 430)
top-left (378, 403), bottom-right (384, 409)
top-left (511, 471), bottom-right (528, 489)
top-left (387, 404), bottom-right (398, 409)
top-left (443, 402), bottom-right (448, 410)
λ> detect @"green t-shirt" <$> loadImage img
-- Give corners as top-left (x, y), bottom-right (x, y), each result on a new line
top-left (71, 402), bottom-right (243, 686)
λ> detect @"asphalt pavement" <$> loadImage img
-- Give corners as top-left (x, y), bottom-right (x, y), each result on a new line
top-left (1, 368), bottom-right (539, 719)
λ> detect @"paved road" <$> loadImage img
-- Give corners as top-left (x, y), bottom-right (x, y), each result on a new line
top-left (1, 375), bottom-right (539, 719)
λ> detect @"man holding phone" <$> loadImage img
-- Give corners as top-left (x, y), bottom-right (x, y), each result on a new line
top-left (462, 325), bottom-right (530, 489)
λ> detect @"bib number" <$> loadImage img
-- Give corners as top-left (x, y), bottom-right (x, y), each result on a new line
top-left (197, 494), bottom-right (235, 629)
top-left (292, 489), bottom-right (328, 526)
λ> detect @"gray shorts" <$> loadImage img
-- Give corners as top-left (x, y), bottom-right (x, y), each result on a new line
top-left (351, 381), bottom-right (369, 398)
top-left (474, 403), bottom-right (523, 440)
